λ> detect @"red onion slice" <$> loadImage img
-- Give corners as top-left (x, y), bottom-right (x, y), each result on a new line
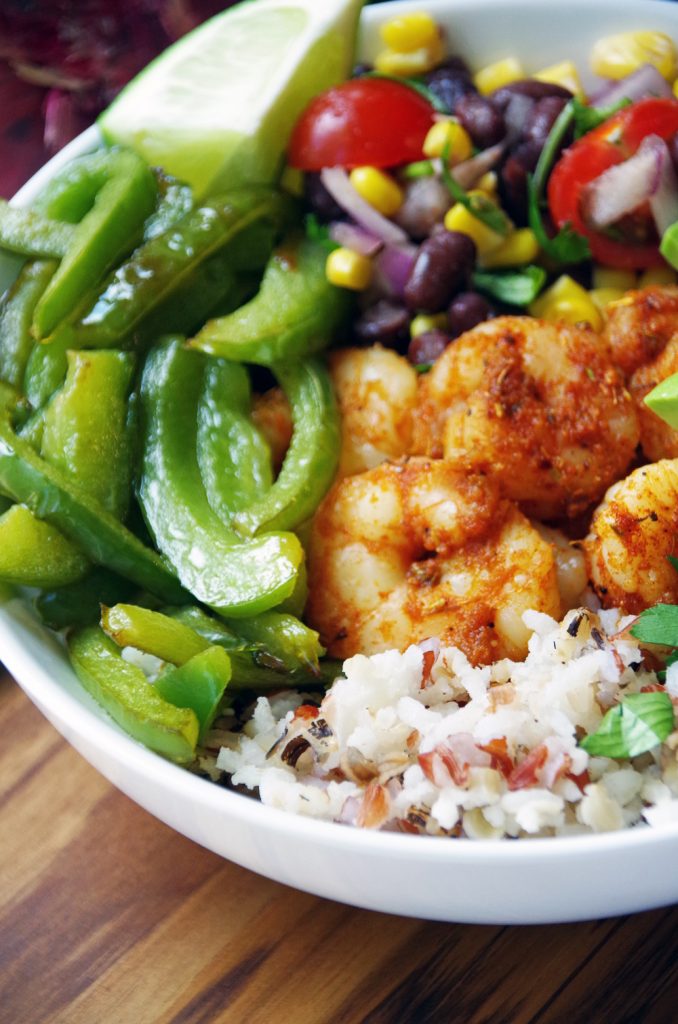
top-left (328, 220), bottom-right (383, 257)
top-left (591, 63), bottom-right (672, 107)
top-left (320, 167), bottom-right (408, 245)
top-left (581, 134), bottom-right (663, 229)
top-left (647, 137), bottom-right (678, 235)
top-left (504, 93), bottom-right (535, 145)
top-left (373, 243), bottom-right (417, 298)
top-left (430, 142), bottom-right (505, 189)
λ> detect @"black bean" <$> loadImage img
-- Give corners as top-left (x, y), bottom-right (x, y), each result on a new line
top-left (351, 62), bottom-right (373, 77)
top-left (498, 139), bottom-right (542, 224)
top-left (354, 299), bottom-right (410, 345)
top-left (525, 96), bottom-right (571, 149)
top-left (448, 292), bottom-right (493, 337)
top-left (492, 79), bottom-right (573, 111)
top-left (403, 231), bottom-right (477, 313)
top-left (454, 92), bottom-right (505, 149)
top-left (303, 172), bottom-right (345, 222)
top-left (424, 57), bottom-right (475, 113)
top-left (408, 329), bottom-right (451, 366)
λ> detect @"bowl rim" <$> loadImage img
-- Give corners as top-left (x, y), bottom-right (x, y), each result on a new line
top-left (4, 0), bottom-right (678, 871)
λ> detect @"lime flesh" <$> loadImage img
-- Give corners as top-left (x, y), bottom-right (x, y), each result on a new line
top-left (99, 0), bottom-right (364, 197)
top-left (644, 371), bottom-right (678, 429)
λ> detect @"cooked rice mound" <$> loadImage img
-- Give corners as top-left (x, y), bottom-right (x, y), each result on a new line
top-left (211, 608), bottom-right (678, 839)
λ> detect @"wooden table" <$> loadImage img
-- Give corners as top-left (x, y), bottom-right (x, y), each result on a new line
top-left (2, 665), bottom-right (677, 1024)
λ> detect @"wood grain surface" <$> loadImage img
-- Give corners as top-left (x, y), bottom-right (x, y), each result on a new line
top-left (2, 666), bottom-right (678, 1024)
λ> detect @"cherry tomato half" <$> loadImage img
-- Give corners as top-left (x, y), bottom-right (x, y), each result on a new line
top-left (287, 78), bottom-right (436, 171)
top-left (548, 98), bottom-right (678, 269)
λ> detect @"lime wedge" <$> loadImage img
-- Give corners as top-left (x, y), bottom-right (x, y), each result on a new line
top-left (98, 0), bottom-right (364, 197)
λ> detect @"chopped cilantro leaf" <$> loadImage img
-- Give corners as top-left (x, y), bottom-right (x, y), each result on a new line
top-left (580, 692), bottom-right (674, 759)
top-left (472, 265), bottom-right (546, 306)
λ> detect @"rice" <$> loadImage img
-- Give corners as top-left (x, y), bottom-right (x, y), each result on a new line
top-left (210, 607), bottom-right (678, 839)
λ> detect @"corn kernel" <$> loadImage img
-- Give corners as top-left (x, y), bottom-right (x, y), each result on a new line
top-left (474, 57), bottom-right (525, 96)
top-left (423, 120), bottom-right (473, 163)
top-left (476, 171), bottom-right (498, 197)
top-left (589, 287), bottom-right (627, 315)
top-left (326, 248), bottom-right (373, 291)
top-left (591, 265), bottom-right (637, 291)
top-left (638, 265), bottom-right (678, 288)
top-left (479, 228), bottom-right (540, 268)
top-left (674, 78), bottom-right (678, 100)
top-left (534, 60), bottom-right (584, 99)
top-left (529, 274), bottom-right (603, 331)
top-left (349, 166), bottom-right (404, 217)
top-left (410, 313), bottom-right (448, 338)
top-left (591, 31), bottom-right (677, 82)
top-left (374, 31), bottom-right (444, 77)
top-left (380, 12), bottom-right (439, 54)
top-left (444, 200), bottom-right (506, 255)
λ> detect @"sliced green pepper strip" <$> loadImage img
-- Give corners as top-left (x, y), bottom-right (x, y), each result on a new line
top-left (65, 187), bottom-right (294, 350)
top-left (0, 260), bottom-right (57, 388)
top-left (198, 359), bottom-right (273, 520)
top-left (35, 568), bottom-right (135, 630)
top-left (223, 610), bottom-right (323, 674)
top-left (0, 503), bottom-right (89, 587)
top-left (139, 337), bottom-right (303, 617)
top-left (188, 235), bottom-right (351, 365)
top-left (0, 200), bottom-right (76, 258)
top-left (68, 626), bottom-right (199, 763)
top-left (0, 411), bottom-right (187, 604)
top-left (33, 149), bottom-right (158, 339)
top-left (102, 603), bottom-right (210, 665)
top-left (155, 646), bottom-right (231, 743)
top-left (232, 357), bottom-right (340, 537)
top-left (142, 171), bottom-right (193, 242)
top-left (41, 350), bottom-right (135, 518)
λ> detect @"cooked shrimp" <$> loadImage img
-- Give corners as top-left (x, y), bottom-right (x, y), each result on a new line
top-left (628, 336), bottom-right (678, 461)
top-left (251, 386), bottom-right (293, 472)
top-left (603, 285), bottom-right (678, 377)
top-left (329, 345), bottom-right (417, 477)
top-left (532, 523), bottom-right (588, 612)
top-left (412, 315), bottom-right (639, 520)
top-left (306, 457), bottom-right (560, 665)
top-left (584, 460), bottom-right (678, 615)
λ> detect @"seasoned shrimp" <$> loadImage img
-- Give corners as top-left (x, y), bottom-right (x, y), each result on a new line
top-left (251, 386), bottom-right (293, 472)
top-left (329, 345), bottom-right (417, 477)
top-left (603, 285), bottom-right (678, 377)
top-left (306, 457), bottom-right (561, 665)
top-left (584, 460), bottom-right (678, 615)
top-left (533, 523), bottom-right (588, 611)
top-left (628, 336), bottom-right (678, 461)
top-left (413, 316), bottom-right (639, 520)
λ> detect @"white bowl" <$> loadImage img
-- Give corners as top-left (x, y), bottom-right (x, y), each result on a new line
top-left (3, 0), bottom-right (678, 925)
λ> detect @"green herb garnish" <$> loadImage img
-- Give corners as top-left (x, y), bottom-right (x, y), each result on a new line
top-left (304, 213), bottom-right (338, 252)
top-left (440, 142), bottom-right (511, 237)
top-left (629, 603), bottom-right (678, 646)
top-left (580, 692), bottom-right (674, 758)
top-left (472, 265), bottom-right (546, 306)
top-left (526, 99), bottom-right (591, 265)
top-left (402, 160), bottom-right (436, 179)
top-left (571, 96), bottom-right (632, 139)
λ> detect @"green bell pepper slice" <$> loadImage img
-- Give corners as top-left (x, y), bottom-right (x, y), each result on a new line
top-left (138, 337), bottom-right (303, 617)
top-left (0, 503), bottom-right (89, 587)
top-left (223, 610), bottom-right (323, 674)
top-left (65, 187), bottom-right (294, 350)
top-left (152, 646), bottom-right (231, 743)
top-left (102, 603), bottom-right (209, 666)
top-left (0, 201), bottom-right (76, 259)
top-left (188, 235), bottom-right (351, 365)
top-left (41, 349), bottom-right (135, 518)
top-left (0, 259), bottom-right (57, 390)
top-left (0, 411), bottom-right (187, 604)
top-left (35, 568), bottom-right (135, 630)
top-left (232, 357), bottom-right (339, 537)
top-left (142, 171), bottom-right (194, 242)
top-left (68, 626), bottom-right (199, 763)
top-left (32, 148), bottom-right (158, 339)
top-left (198, 359), bottom-right (273, 521)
